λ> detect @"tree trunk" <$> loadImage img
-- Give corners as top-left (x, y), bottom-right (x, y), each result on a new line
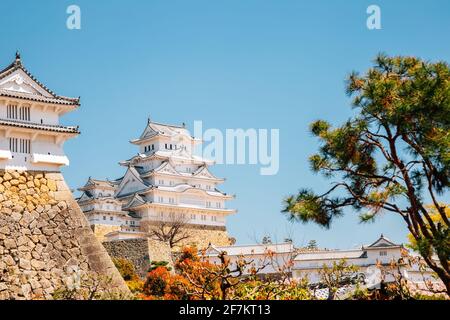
top-left (421, 254), bottom-right (450, 296)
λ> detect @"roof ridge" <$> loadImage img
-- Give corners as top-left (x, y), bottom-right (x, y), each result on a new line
top-left (215, 242), bottom-right (293, 249)
top-left (0, 53), bottom-right (80, 104)
top-left (0, 119), bottom-right (79, 134)
top-left (150, 120), bottom-right (186, 129)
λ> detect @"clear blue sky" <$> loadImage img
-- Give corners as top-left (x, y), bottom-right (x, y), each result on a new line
top-left (1, 0), bottom-right (449, 249)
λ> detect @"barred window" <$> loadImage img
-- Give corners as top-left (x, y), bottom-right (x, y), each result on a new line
top-left (7, 104), bottom-right (18, 119)
top-left (9, 137), bottom-right (17, 152)
top-left (7, 105), bottom-right (30, 121)
top-left (9, 138), bottom-right (30, 154)
top-left (19, 106), bottom-right (30, 121)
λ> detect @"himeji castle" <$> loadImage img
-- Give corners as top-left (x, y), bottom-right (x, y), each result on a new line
top-left (77, 118), bottom-right (236, 248)
top-left (0, 53), bottom-right (79, 171)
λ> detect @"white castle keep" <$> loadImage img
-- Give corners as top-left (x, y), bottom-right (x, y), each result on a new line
top-left (77, 118), bottom-right (236, 244)
top-left (0, 53), bottom-right (79, 171)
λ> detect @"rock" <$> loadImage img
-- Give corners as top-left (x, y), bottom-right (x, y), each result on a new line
top-left (3, 172), bottom-right (12, 181)
top-left (18, 245), bottom-right (31, 252)
top-left (0, 226), bottom-right (10, 235)
top-left (19, 258), bottom-right (31, 270)
top-left (11, 171), bottom-right (20, 179)
top-left (4, 255), bottom-right (15, 266)
top-left (17, 236), bottom-right (29, 246)
top-left (30, 259), bottom-right (46, 270)
top-left (13, 204), bottom-right (25, 212)
top-left (11, 212), bottom-right (22, 222)
top-left (40, 279), bottom-right (52, 289)
top-left (47, 209), bottom-right (58, 219)
top-left (33, 179), bottom-right (41, 187)
top-left (57, 201), bottom-right (67, 210)
top-left (45, 173), bottom-right (63, 181)
top-left (4, 238), bottom-right (17, 249)
top-left (21, 284), bottom-right (32, 298)
top-left (20, 212), bottom-right (35, 225)
top-left (38, 235), bottom-right (48, 244)
top-left (47, 180), bottom-right (57, 192)
top-left (2, 200), bottom-right (13, 208)
top-left (10, 179), bottom-right (20, 186)
top-left (34, 243), bottom-right (44, 254)
top-left (42, 228), bottom-right (54, 236)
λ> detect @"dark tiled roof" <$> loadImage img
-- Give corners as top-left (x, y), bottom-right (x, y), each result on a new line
top-left (0, 118), bottom-right (80, 134)
top-left (0, 89), bottom-right (78, 106)
top-left (0, 54), bottom-right (80, 106)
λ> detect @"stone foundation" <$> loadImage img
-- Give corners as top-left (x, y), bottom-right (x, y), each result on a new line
top-left (0, 170), bottom-right (129, 300)
top-left (179, 224), bottom-right (232, 249)
top-left (103, 239), bottom-right (151, 277)
top-left (103, 238), bottom-right (173, 277)
top-left (141, 221), bottom-right (232, 250)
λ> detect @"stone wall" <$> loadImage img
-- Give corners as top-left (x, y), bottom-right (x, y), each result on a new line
top-left (147, 239), bottom-right (174, 271)
top-left (0, 170), bottom-right (129, 300)
top-left (103, 239), bottom-right (151, 277)
top-left (103, 238), bottom-right (175, 277)
top-left (181, 224), bottom-right (232, 249)
top-left (141, 221), bottom-right (232, 251)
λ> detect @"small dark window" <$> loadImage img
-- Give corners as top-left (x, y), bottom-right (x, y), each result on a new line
top-left (165, 143), bottom-right (168, 149)
top-left (40, 119), bottom-right (43, 124)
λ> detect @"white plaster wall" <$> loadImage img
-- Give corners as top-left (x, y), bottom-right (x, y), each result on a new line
top-left (30, 105), bottom-right (59, 125)
top-left (365, 248), bottom-right (402, 265)
top-left (142, 206), bottom-right (226, 227)
top-left (206, 252), bottom-right (293, 275)
top-left (0, 130), bottom-right (66, 171)
top-left (90, 188), bottom-right (115, 198)
top-left (0, 101), bottom-right (60, 125)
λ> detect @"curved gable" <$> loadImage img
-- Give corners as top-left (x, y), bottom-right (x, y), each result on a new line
top-left (0, 68), bottom-right (53, 98)
top-left (115, 167), bottom-right (148, 197)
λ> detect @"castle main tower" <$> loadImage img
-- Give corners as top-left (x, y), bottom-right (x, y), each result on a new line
top-left (78, 118), bottom-right (236, 249)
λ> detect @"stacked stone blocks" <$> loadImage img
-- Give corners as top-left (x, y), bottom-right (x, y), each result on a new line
top-left (0, 170), bottom-right (129, 300)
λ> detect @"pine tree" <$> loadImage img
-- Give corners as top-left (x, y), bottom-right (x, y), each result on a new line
top-left (283, 54), bottom-right (450, 294)
top-left (307, 240), bottom-right (318, 250)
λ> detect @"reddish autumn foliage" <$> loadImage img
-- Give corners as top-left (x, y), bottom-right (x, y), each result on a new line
top-left (141, 266), bottom-right (190, 300)
top-left (141, 247), bottom-right (222, 300)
